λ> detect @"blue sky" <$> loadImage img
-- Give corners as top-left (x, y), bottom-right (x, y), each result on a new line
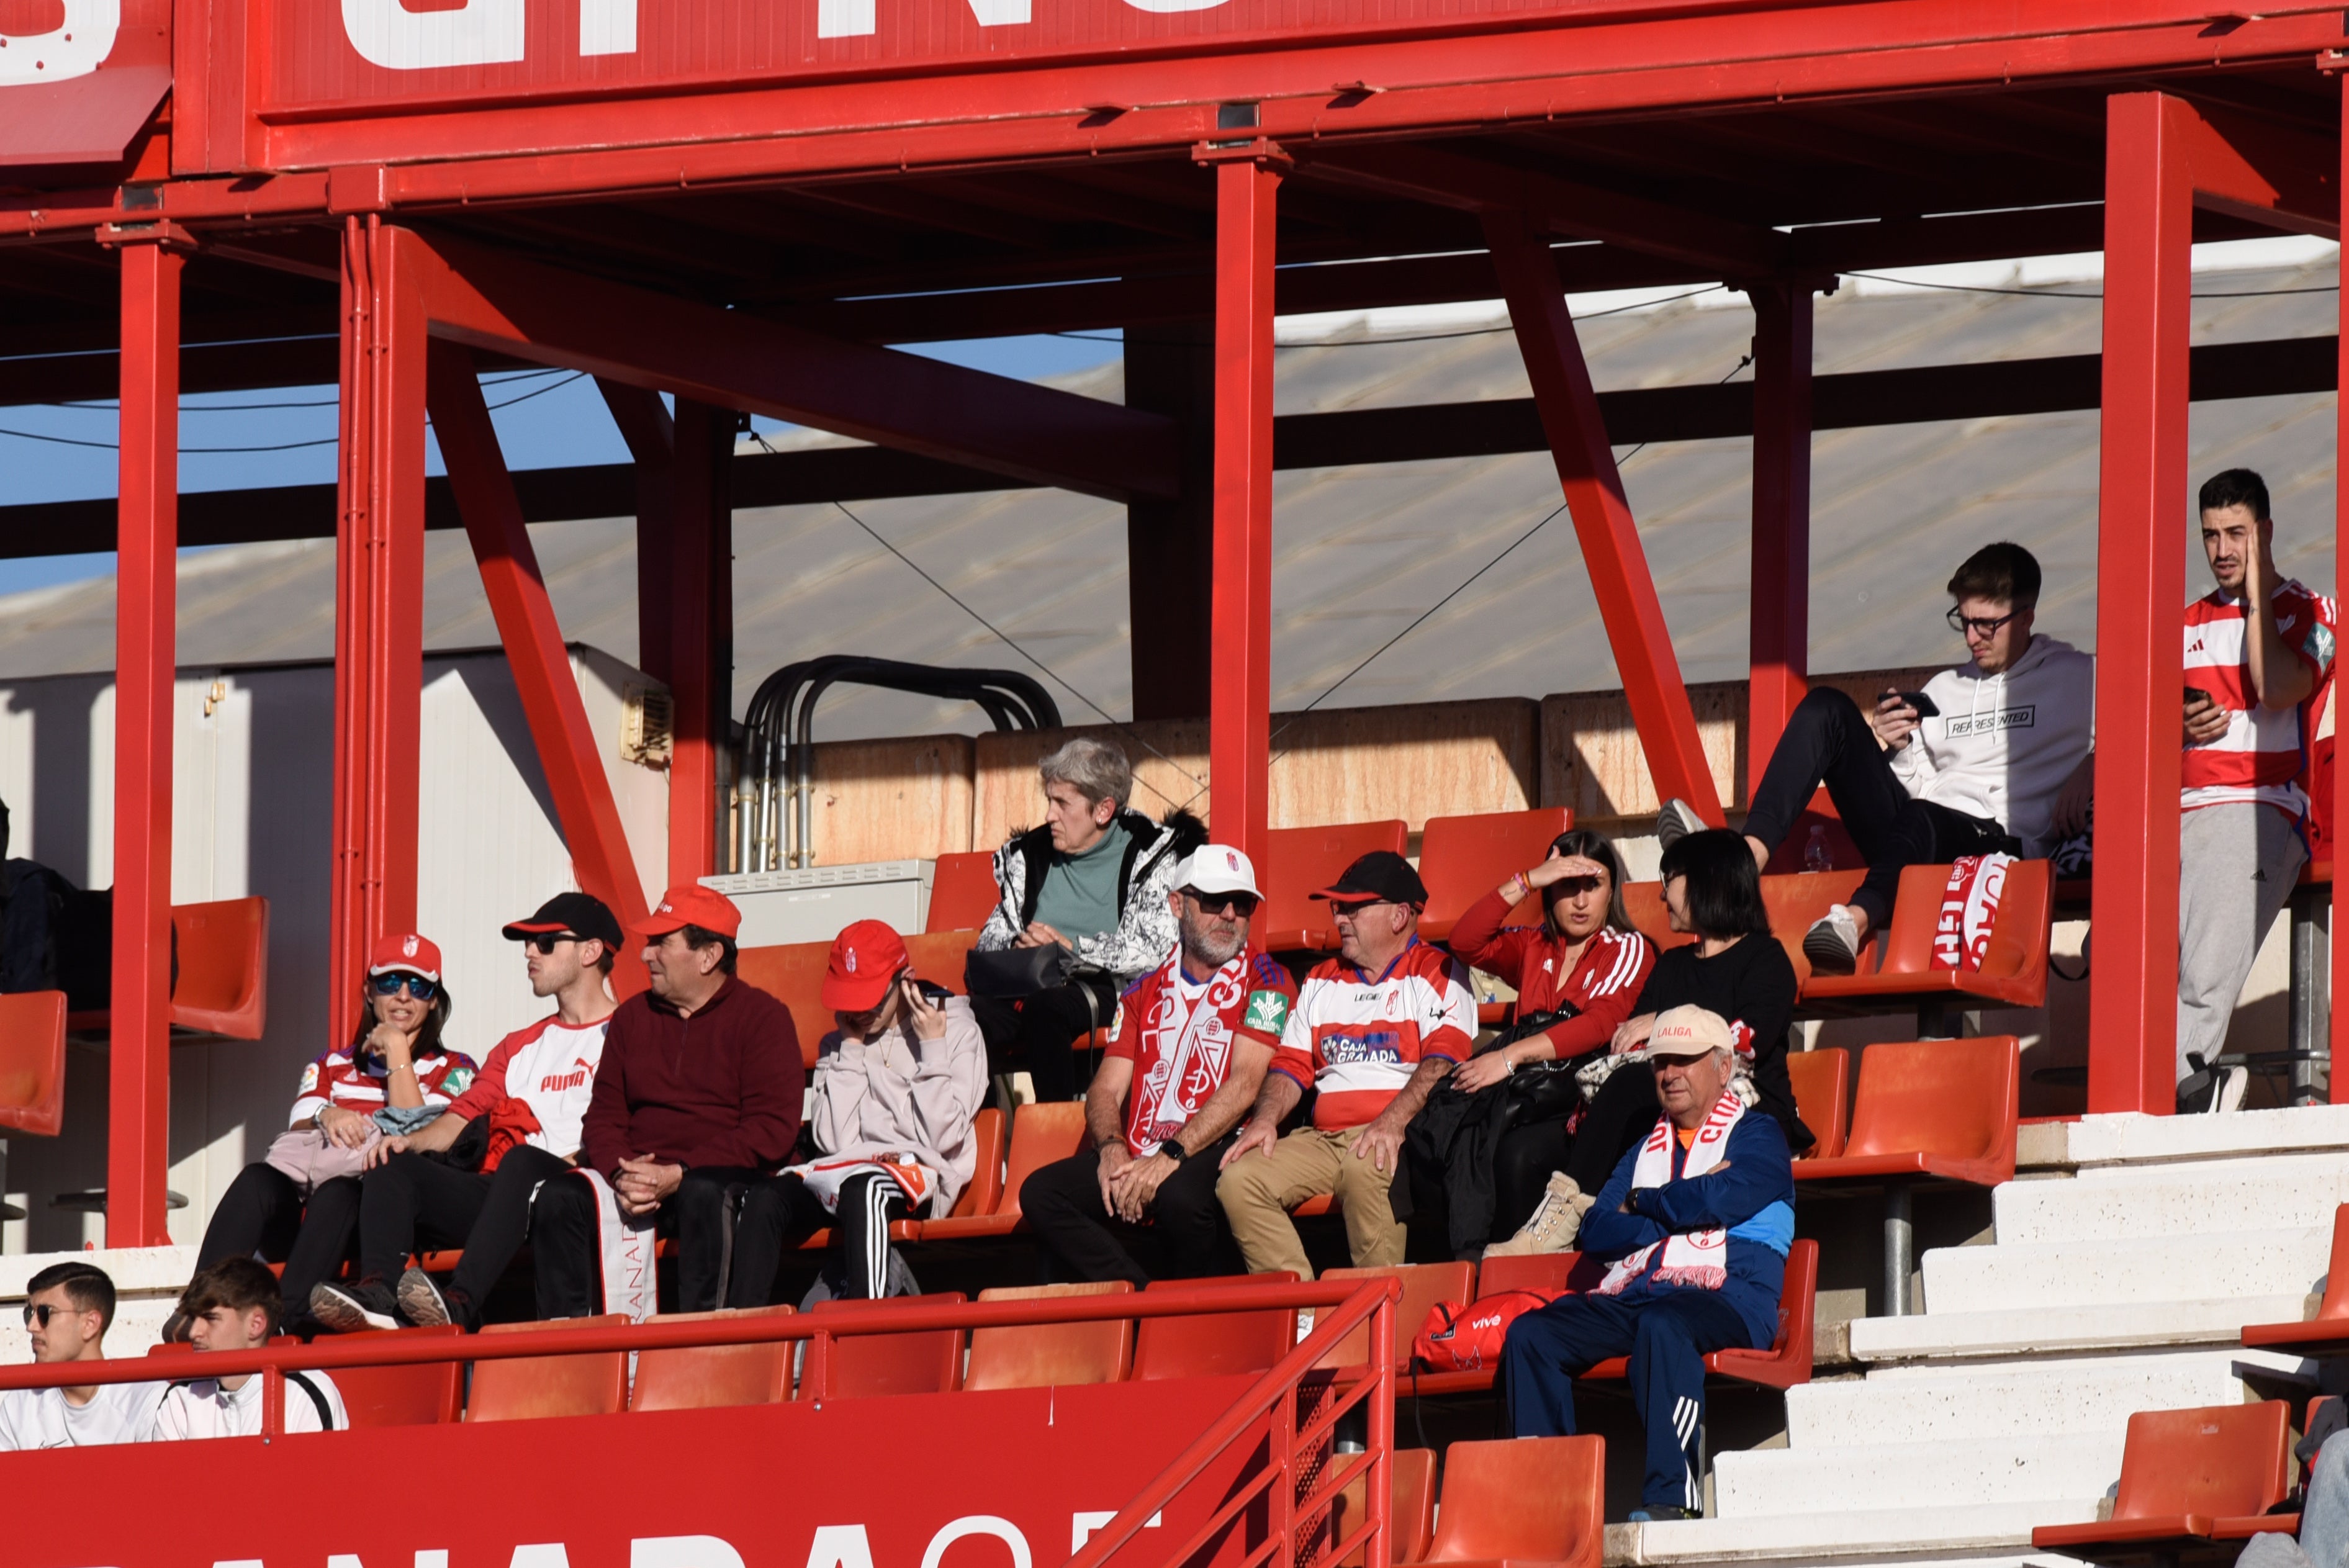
top-left (0, 331), bottom-right (1121, 598)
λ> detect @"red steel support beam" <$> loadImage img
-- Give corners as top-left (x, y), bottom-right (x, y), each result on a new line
top-left (105, 237), bottom-right (183, 1248)
top-left (1747, 283), bottom-right (1816, 799)
top-left (428, 343), bottom-right (655, 996)
top-left (1484, 210), bottom-right (1723, 823)
top-left (330, 215), bottom-right (428, 1014)
top-left (2089, 93), bottom-right (2195, 1115)
top-left (597, 379), bottom-right (676, 688)
top-left (667, 399), bottom-right (733, 883)
top-left (2335, 70), bottom-right (2349, 1105)
top-left (1208, 150), bottom-right (1282, 873)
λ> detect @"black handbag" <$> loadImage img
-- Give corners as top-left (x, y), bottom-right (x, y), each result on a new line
top-left (963, 944), bottom-right (1075, 998)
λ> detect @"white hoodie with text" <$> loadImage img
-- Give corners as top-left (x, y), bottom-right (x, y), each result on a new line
top-left (1885, 634), bottom-right (2096, 856)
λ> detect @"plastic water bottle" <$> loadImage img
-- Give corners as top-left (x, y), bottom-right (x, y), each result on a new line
top-left (1803, 825), bottom-right (1832, 873)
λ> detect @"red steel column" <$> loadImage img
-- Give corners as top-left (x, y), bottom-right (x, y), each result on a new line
top-left (106, 237), bottom-right (183, 1247)
top-left (667, 399), bottom-right (732, 881)
top-left (1207, 151), bottom-right (1282, 872)
top-left (330, 219), bottom-right (427, 1014)
top-left (2089, 93), bottom-right (2194, 1114)
top-left (2336, 71), bottom-right (2349, 1104)
top-left (1484, 212), bottom-right (1723, 822)
top-left (1747, 283), bottom-right (1815, 798)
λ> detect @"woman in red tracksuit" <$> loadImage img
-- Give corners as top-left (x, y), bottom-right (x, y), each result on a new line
top-left (1446, 828), bottom-right (1654, 1240)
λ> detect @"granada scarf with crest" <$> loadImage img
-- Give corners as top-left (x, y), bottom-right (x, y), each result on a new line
top-left (1930, 852), bottom-right (2014, 973)
top-left (1595, 1089), bottom-right (1744, 1294)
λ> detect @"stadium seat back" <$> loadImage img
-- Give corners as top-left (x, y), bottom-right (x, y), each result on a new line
top-left (806, 1292), bottom-right (965, 1399)
top-left (1414, 1435), bottom-right (1603, 1568)
top-left (1263, 822), bottom-right (1409, 950)
top-left (927, 851), bottom-right (1003, 934)
top-left (0, 990), bottom-right (66, 1137)
top-left (950, 1107), bottom-right (1006, 1219)
top-left (734, 940), bottom-right (831, 1071)
top-left (628, 1306), bottom-right (795, 1412)
top-left (1760, 870), bottom-right (1872, 985)
top-left (999, 1101), bottom-right (1088, 1221)
top-left (332, 1324), bottom-right (464, 1428)
top-left (1621, 882), bottom-right (1687, 955)
top-left (1843, 1037), bottom-right (2019, 1167)
top-left (1335, 1446), bottom-right (1438, 1567)
top-left (1475, 1253), bottom-right (1585, 1297)
top-left (2110, 1402), bottom-right (2293, 1523)
top-left (1786, 1048), bottom-right (1850, 1161)
top-left (1317, 1263), bottom-right (1473, 1372)
top-left (965, 1281), bottom-right (1134, 1390)
top-left (467, 1315), bottom-right (629, 1422)
top-left (1417, 809), bottom-right (1572, 936)
top-left (1133, 1273), bottom-right (1298, 1381)
top-left (2318, 1206), bottom-right (2349, 1321)
top-left (902, 930), bottom-right (980, 994)
top-left (1877, 860), bottom-right (2054, 983)
top-left (169, 896), bottom-right (271, 1039)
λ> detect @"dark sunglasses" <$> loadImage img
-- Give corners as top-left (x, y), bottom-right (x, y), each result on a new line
top-left (1186, 891), bottom-right (1261, 917)
top-left (22, 1303), bottom-right (60, 1327)
top-left (523, 933), bottom-right (584, 955)
top-left (370, 971), bottom-right (440, 1001)
top-left (1947, 606), bottom-right (2019, 638)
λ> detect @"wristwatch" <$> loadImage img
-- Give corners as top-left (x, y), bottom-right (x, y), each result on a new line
top-left (1158, 1140), bottom-right (1190, 1164)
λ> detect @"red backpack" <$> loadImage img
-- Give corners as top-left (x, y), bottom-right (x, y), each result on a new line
top-left (1412, 1289), bottom-right (1563, 1372)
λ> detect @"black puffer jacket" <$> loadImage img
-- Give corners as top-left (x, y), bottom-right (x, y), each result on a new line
top-left (975, 808), bottom-right (1208, 981)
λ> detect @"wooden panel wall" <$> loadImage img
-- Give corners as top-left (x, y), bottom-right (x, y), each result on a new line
top-left (1268, 697), bottom-right (1537, 832)
top-left (805, 734), bottom-right (976, 863)
top-left (972, 719), bottom-right (1210, 849)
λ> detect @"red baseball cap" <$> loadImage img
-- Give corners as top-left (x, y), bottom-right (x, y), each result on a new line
top-left (823, 919), bottom-right (909, 1012)
top-left (367, 932), bottom-right (443, 981)
top-left (629, 883), bottom-right (744, 940)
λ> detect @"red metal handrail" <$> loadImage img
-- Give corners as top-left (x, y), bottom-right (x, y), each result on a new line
top-left (1066, 1276), bottom-right (1400, 1568)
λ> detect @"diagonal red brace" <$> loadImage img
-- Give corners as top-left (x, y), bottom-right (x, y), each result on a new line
top-left (428, 342), bottom-right (655, 996)
top-left (1483, 212), bottom-right (1722, 823)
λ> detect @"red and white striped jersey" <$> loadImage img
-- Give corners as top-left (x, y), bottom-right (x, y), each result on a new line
top-left (2183, 579), bottom-right (2337, 819)
top-left (446, 1014), bottom-right (612, 1159)
top-left (1273, 939), bottom-right (1477, 1130)
top-left (1107, 950), bottom-right (1295, 1156)
top-left (287, 1044), bottom-right (477, 1126)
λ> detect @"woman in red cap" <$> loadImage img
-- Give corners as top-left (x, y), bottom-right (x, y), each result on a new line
top-left (176, 933), bottom-right (476, 1336)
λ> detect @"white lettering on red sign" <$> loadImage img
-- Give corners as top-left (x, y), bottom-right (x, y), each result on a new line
top-left (0, 0), bottom-right (118, 84)
top-left (340, 0), bottom-right (525, 70)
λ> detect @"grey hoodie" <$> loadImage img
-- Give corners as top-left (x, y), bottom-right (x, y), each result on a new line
top-left (806, 996), bottom-right (990, 1216)
top-left (1887, 633), bottom-right (2096, 856)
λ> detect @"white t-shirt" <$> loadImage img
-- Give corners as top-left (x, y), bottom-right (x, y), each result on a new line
top-left (0, 1379), bottom-right (168, 1449)
top-left (447, 1016), bottom-right (611, 1158)
top-left (149, 1369), bottom-right (346, 1440)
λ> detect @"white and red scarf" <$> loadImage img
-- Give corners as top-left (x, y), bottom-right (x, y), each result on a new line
top-left (784, 1156), bottom-right (936, 1213)
top-left (546, 1168), bottom-right (659, 1323)
top-left (1595, 1090), bottom-right (1743, 1295)
top-left (1931, 852), bottom-right (2014, 973)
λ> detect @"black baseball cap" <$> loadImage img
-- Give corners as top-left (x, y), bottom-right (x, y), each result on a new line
top-left (1310, 850), bottom-right (1428, 908)
top-left (502, 892), bottom-right (624, 951)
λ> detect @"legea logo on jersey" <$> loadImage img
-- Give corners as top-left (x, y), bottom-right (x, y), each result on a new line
top-left (0, 0), bottom-right (118, 84)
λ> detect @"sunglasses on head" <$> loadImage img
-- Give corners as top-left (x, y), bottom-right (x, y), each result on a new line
top-left (1186, 891), bottom-right (1260, 917)
top-left (522, 933), bottom-right (583, 955)
top-left (370, 971), bottom-right (440, 1001)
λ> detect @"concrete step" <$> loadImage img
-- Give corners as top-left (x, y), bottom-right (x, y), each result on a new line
top-left (1715, 1434), bottom-right (2122, 1515)
top-left (1610, 1502), bottom-right (2101, 1566)
top-left (2058, 1106), bottom-right (2349, 1169)
top-left (1993, 1153), bottom-right (2349, 1245)
top-left (1785, 1352), bottom-right (2259, 1447)
top-left (1921, 1228), bottom-right (2327, 1314)
top-left (1848, 1294), bottom-right (2309, 1364)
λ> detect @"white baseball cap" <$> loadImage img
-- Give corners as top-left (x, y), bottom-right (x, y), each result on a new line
top-left (1648, 1005), bottom-right (1736, 1059)
top-left (1179, 844), bottom-right (1263, 900)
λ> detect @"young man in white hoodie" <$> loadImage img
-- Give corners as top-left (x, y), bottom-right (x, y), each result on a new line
top-left (1660, 542), bottom-right (2096, 973)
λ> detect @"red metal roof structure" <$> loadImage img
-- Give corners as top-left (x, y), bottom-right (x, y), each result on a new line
top-left (2, 0), bottom-right (2343, 1241)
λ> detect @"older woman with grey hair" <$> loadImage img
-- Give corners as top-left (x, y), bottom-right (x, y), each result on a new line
top-left (971, 736), bottom-right (1205, 1101)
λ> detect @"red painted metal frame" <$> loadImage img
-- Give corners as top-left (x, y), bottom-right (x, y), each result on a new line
top-left (1747, 282), bottom-right (1816, 796)
top-left (1209, 150), bottom-right (1281, 874)
top-left (666, 399), bottom-right (731, 885)
top-left (329, 215), bottom-right (428, 1015)
top-left (105, 236), bottom-right (182, 1249)
top-left (2339, 71), bottom-right (2349, 1106)
top-left (1486, 209), bottom-right (1723, 822)
top-left (426, 341), bottom-right (656, 996)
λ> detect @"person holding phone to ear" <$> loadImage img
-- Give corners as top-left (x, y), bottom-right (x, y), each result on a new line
top-left (726, 920), bottom-right (987, 1305)
top-left (1655, 541), bottom-right (2095, 975)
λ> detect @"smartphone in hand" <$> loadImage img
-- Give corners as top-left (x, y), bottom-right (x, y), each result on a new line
top-left (1898, 690), bottom-right (1941, 719)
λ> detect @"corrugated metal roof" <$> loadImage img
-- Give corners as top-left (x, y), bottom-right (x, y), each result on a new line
top-left (0, 253), bottom-right (2335, 742)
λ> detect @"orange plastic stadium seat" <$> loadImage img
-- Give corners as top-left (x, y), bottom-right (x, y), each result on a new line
top-left (169, 897), bottom-right (271, 1039)
top-left (1786, 1047), bottom-right (1851, 1161)
top-left (1625, 871), bottom-right (1871, 984)
top-left (466, 1315), bottom-right (629, 1422)
top-left (1317, 1263), bottom-right (1474, 1373)
top-left (734, 940), bottom-right (831, 1071)
top-left (1417, 809), bottom-right (1572, 944)
top-left (1263, 821), bottom-right (1409, 952)
top-left (1399, 1435), bottom-right (1604, 1568)
top-left (1333, 1446), bottom-right (1439, 1567)
top-left (628, 1305), bottom-right (795, 1412)
top-left (331, 1324), bottom-right (466, 1428)
top-left (1800, 860), bottom-right (2054, 1025)
top-left (2243, 1204), bottom-right (2349, 1352)
top-left (964, 1281), bottom-right (1134, 1390)
top-left (915, 1100), bottom-right (1083, 1240)
top-left (1572, 1240), bottom-right (1816, 1392)
top-left (0, 991), bottom-right (66, 1137)
top-left (902, 929), bottom-right (980, 993)
top-left (2033, 1401), bottom-right (2294, 1554)
top-left (927, 850), bottom-right (1003, 934)
top-left (805, 1292), bottom-right (966, 1399)
top-left (1132, 1273), bottom-right (1299, 1381)
top-left (798, 1107), bottom-right (1001, 1253)
top-left (1797, 1037), bottom-right (2019, 1189)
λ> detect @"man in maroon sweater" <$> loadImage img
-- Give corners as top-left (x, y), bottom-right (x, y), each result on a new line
top-left (533, 883), bottom-right (802, 1316)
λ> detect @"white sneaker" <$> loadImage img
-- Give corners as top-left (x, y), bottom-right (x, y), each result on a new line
top-left (1656, 800), bottom-right (1707, 850)
top-left (1485, 1174), bottom-right (1593, 1258)
top-left (1802, 906), bottom-right (1862, 976)
top-left (2211, 1065), bottom-right (2250, 1114)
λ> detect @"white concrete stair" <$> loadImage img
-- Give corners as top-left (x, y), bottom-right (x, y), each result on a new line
top-left (1715, 1433), bottom-right (2122, 1516)
top-left (1847, 1294), bottom-right (2308, 1364)
top-left (1785, 1351), bottom-right (2263, 1446)
top-left (1995, 1154), bottom-right (2349, 1245)
top-left (1921, 1227), bottom-right (2327, 1314)
top-left (1618, 1502), bottom-right (2103, 1565)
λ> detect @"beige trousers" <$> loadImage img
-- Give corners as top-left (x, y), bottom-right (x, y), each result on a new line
top-left (1214, 1125), bottom-right (1407, 1281)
